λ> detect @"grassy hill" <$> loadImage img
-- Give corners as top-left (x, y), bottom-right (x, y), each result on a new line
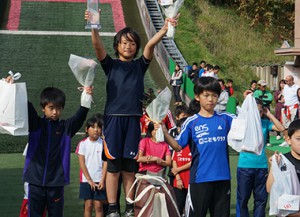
top-left (174, 0), bottom-right (293, 100)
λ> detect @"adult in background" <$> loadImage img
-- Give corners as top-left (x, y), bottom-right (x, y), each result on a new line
top-left (249, 80), bottom-right (257, 93)
top-left (274, 79), bottom-right (286, 140)
top-left (171, 63), bottom-right (183, 105)
top-left (253, 80), bottom-right (273, 109)
top-left (225, 79), bottom-right (234, 96)
top-left (215, 79), bottom-right (229, 113)
top-left (198, 60), bottom-right (206, 77)
top-left (280, 75), bottom-right (300, 147)
top-left (188, 62), bottom-right (199, 83)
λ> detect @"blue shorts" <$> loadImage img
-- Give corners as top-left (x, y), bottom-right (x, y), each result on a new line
top-left (103, 115), bottom-right (141, 159)
top-left (79, 182), bottom-right (107, 201)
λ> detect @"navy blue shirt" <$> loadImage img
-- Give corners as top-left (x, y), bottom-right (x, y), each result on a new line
top-left (100, 55), bottom-right (150, 116)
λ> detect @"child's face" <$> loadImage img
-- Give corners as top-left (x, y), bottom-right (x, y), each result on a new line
top-left (43, 103), bottom-right (63, 121)
top-left (176, 112), bottom-right (187, 121)
top-left (195, 91), bottom-right (218, 113)
top-left (117, 35), bottom-right (137, 61)
top-left (86, 123), bottom-right (102, 141)
top-left (287, 129), bottom-right (300, 157)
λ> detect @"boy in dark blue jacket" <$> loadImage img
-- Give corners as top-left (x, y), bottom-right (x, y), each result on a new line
top-left (5, 81), bottom-right (91, 216)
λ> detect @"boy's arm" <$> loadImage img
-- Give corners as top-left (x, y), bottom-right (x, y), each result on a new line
top-left (266, 167), bottom-right (274, 193)
top-left (91, 29), bottom-right (107, 61)
top-left (143, 17), bottom-right (178, 60)
top-left (265, 108), bottom-right (284, 132)
top-left (162, 124), bottom-right (182, 152)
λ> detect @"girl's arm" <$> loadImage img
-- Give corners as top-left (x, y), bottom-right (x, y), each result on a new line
top-left (91, 29), bottom-right (107, 61)
top-left (156, 154), bottom-right (171, 167)
top-left (143, 17), bottom-right (178, 60)
top-left (98, 161), bottom-right (107, 190)
top-left (266, 167), bottom-right (274, 193)
top-left (136, 150), bottom-right (158, 163)
top-left (172, 161), bottom-right (184, 189)
top-left (78, 154), bottom-right (98, 190)
top-left (85, 10), bottom-right (107, 61)
top-left (172, 162), bottom-right (191, 175)
top-left (173, 70), bottom-right (183, 80)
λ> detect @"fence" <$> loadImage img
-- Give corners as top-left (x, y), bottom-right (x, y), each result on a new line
top-left (251, 65), bottom-right (285, 91)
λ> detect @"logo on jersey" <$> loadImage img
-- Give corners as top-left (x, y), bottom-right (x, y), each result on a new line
top-left (218, 125), bottom-right (223, 130)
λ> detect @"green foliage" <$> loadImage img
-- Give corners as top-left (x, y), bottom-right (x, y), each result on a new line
top-left (175, 0), bottom-right (292, 101)
top-left (235, 0), bottom-right (294, 42)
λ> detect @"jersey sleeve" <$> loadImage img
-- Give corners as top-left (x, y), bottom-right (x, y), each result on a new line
top-left (76, 140), bottom-right (85, 155)
top-left (139, 138), bottom-right (147, 152)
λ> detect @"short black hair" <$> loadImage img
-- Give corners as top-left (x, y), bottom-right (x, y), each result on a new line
top-left (255, 98), bottom-right (263, 106)
top-left (146, 121), bottom-right (155, 138)
top-left (227, 79), bottom-right (233, 83)
top-left (86, 116), bottom-right (102, 130)
top-left (113, 27), bottom-right (141, 58)
top-left (218, 78), bottom-right (225, 86)
top-left (92, 113), bottom-right (104, 128)
top-left (192, 62), bottom-right (198, 66)
top-left (194, 77), bottom-right (221, 96)
top-left (250, 80), bottom-right (257, 85)
top-left (40, 87), bottom-right (66, 108)
top-left (174, 104), bottom-right (189, 118)
top-left (187, 99), bottom-right (200, 115)
top-left (288, 119), bottom-right (300, 137)
top-left (214, 65), bottom-right (220, 70)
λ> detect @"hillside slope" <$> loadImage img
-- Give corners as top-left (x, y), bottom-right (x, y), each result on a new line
top-left (174, 0), bottom-right (292, 99)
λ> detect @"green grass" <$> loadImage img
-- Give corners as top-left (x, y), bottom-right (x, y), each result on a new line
top-left (0, 1), bottom-right (158, 153)
top-left (0, 149), bottom-right (277, 216)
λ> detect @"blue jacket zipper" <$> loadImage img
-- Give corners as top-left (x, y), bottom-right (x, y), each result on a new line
top-left (42, 121), bottom-right (51, 186)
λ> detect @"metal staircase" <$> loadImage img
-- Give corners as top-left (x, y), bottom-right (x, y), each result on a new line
top-left (144, 0), bottom-right (188, 68)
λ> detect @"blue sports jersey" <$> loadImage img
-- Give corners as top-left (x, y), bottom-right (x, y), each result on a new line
top-left (100, 55), bottom-right (150, 116)
top-left (176, 112), bottom-right (235, 183)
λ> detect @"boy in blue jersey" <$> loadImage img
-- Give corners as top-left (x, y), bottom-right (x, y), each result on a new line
top-left (86, 10), bottom-right (179, 217)
top-left (4, 77), bottom-right (92, 217)
top-left (163, 77), bottom-right (235, 217)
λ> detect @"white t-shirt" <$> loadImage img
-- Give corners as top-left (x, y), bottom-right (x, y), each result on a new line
top-left (283, 84), bottom-right (300, 106)
top-left (75, 137), bottom-right (105, 183)
top-left (201, 71), bottom-right (217, 78)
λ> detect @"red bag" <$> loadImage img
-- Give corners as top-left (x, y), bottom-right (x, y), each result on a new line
top-left (19, 199), bottom-right (47, 217)
top-left (126, 174), bottom-right (180, 217)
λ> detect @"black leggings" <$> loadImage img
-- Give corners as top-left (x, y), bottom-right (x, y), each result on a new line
top-left (172, 85), bottom-right (182, 102)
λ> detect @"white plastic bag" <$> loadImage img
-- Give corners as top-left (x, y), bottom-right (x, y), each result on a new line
top-left (146, 87), bottom-right (172, 142)
top-left (68, 54), bottom-right (97, 108)
top-left (227, 94), bottom-right (264, 155)
top-left (160, 0), bottom-right (184, 38)
top-left (0, 79), bottom-right (28, 135)
top-left (269, 154), bottom-right (300, 216)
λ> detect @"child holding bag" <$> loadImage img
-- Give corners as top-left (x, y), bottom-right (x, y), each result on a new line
top-left (266, 119), bottom-right (300, 217)
top-left (236, 98), bottom-right (284, 217)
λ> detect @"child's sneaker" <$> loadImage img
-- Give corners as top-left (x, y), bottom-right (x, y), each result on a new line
top-left (276, 135), bottom-right (281, 140)
top-left (124, 209), bottom-right (134, 217)
top-left (106, 212), bottom-right (120, 217)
